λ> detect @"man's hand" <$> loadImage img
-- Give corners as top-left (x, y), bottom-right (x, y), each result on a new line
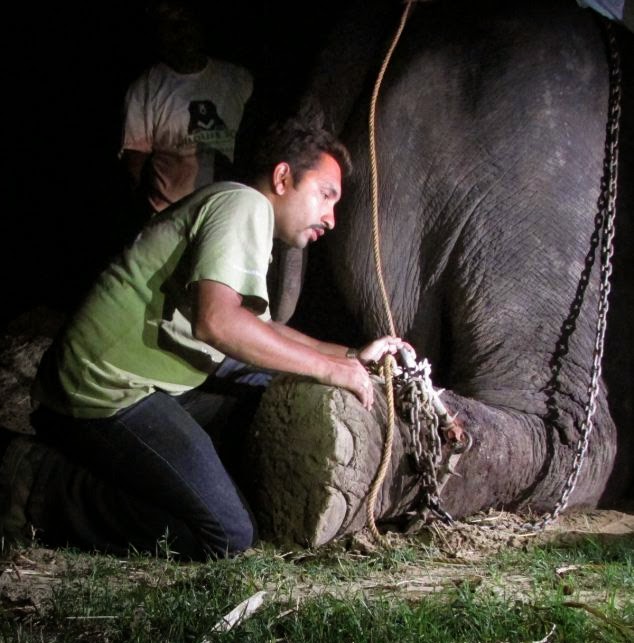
top-left (357, 336), bottom-right (415, 365)
top-left (321, 337), bottom-right (416, 410)
top-left (318, 356), bottom-right (375, 410)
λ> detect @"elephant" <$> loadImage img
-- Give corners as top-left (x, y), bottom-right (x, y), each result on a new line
top-left (247, 0), bottom-right (634, 529)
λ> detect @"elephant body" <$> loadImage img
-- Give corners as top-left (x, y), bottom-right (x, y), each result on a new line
top-left (290, 0), bottom-right (633, 515)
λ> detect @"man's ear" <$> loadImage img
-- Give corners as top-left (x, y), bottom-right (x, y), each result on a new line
top-left (272, 162), bottom-right (292, 195)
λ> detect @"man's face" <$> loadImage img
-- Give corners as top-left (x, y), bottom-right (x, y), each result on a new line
top-left (152, 4), bottom-right (205, 61)
top-left (273, 153), bottom-right (342, 249)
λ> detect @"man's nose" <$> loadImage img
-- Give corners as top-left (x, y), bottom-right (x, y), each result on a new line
top-left (321, 210), bottom-right (335, 230)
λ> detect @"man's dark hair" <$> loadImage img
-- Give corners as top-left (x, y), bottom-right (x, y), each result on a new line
top-left (145, 0), bottom-right (199, 23)
top-left (245, 113), bottom-right (352, 185)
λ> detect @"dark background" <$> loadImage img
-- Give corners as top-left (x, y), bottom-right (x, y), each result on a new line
top-left (4, 1), bottom-right (343, 325)
top-left (5, 2), bottom-right (631, 327)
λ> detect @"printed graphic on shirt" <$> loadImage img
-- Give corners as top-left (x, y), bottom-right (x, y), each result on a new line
top-left (188, 100), bottom-right (226, 133)
top-left (181, 100), bottom-right (235, 158)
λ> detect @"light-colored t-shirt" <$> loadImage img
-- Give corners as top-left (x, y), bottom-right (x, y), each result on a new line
top-left (32, 183), bottom-right (273, 419)
top-left (121, 58), bottom-right (253, 211)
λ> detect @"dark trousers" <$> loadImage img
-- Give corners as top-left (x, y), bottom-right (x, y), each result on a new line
top-left (29, 358), bottom-right (271, 560)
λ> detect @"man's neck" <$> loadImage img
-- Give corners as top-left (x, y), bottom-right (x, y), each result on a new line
top-left (164, 53), bottom-right (208, 75)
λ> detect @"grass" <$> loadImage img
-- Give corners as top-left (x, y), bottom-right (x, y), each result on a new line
top-left (1, 523), bottom-right (633, 642)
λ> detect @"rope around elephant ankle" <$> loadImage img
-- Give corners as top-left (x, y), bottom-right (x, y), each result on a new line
top-left (365, 0), bottom-right (414, 544)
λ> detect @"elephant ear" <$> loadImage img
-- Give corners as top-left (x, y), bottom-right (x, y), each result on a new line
top-left (267, 241), bottom-right (307, 324)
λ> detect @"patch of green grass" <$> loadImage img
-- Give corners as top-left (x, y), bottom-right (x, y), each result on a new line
top-left (1, 533), bottom-right (632, 642)
top-left (487, 535), bottom-right (634, 598)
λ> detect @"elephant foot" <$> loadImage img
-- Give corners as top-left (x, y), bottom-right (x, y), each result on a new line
top-left (245, 376), bottom-right (453, 547)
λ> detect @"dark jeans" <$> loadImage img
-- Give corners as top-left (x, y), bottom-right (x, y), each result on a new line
top-left (29, 358), bottom-right (271, 560)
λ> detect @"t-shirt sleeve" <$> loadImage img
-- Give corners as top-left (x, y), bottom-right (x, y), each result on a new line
top-left (188, 189), bottom-right (274, 314)
top-left (120, 74), bottom-right (153, 155)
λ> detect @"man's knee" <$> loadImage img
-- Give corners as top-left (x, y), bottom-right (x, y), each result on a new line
top-left (225, 518), bottom-right (256, 557)
top-left (201, 513), bottom-right (255, 559)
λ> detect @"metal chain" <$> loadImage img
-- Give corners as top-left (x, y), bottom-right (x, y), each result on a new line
top-left (396, 361), bottom-right (443, 507)
top-left (522, 20), bottom-right (621, 532)
top-left (389, 357), bottom-right (471, 524)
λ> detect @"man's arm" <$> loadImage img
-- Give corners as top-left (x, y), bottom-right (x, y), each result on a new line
top-left (268, 321), bottom-right (348, 358)
top-left (120, 149), bottom-right (151, 191)
top-left (192, 279), bottom-right (376, 408)
top-left (270, 321), bottom-right (412, 365)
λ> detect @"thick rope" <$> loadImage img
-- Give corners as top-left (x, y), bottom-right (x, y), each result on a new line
top-left (365, 355), bottom-right (397, 543)
top-left (368, 1), bottom-right (412, 339)
top-left (365, 0), bottom-right (414, 544)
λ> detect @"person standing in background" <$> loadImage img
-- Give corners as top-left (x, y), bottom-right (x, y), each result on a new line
top-left (120, 0), bottom-right (254, 215)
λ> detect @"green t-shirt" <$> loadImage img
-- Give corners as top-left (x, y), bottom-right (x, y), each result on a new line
top-left (32, 182), bottom-right (274, 419)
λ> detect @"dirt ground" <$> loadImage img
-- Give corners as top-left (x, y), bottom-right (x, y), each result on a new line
top-left (1, 507), bottom-right (632, 619)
